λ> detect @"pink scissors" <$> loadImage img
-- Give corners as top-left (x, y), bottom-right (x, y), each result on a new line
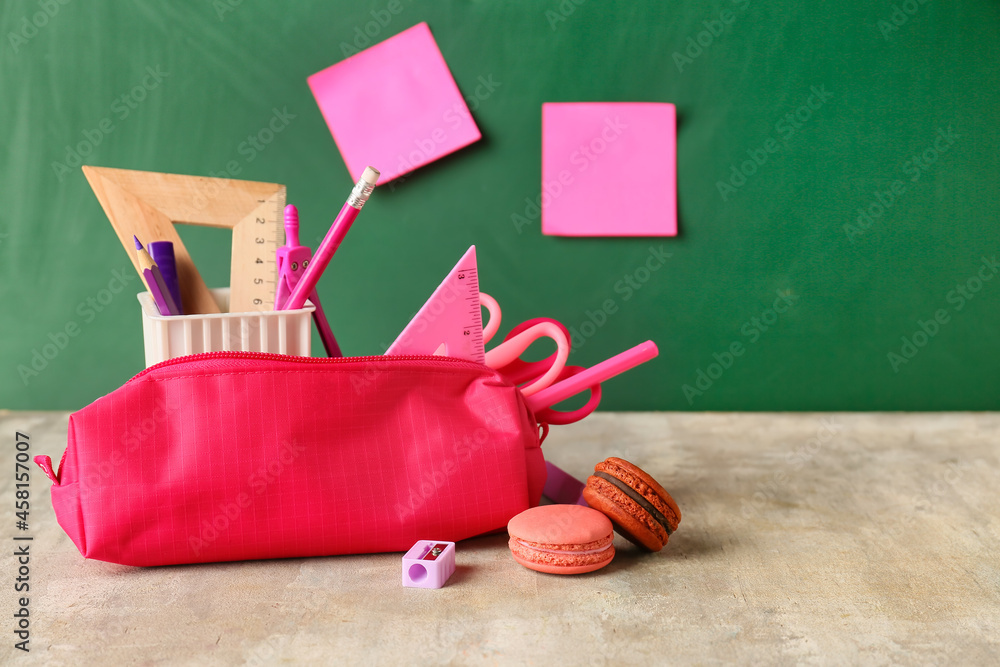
top-left (479, 293), bottom-right (602, 424)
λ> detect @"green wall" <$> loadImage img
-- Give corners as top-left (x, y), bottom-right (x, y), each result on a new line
top-left (2, 0), bottom-right (998, 410)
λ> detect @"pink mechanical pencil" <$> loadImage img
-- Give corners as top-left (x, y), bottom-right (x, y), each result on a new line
top-left (282, 167), bottom-right (380, 312)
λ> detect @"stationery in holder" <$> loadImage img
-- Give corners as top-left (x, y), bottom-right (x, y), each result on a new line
top-left (35, 352), bottom-right (545, 566)
top-left (135, 236), bottom-right (179, 316)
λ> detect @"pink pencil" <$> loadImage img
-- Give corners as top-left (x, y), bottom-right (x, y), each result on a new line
top-left (282, 167), bottom-right (379, 311)
top-left (525, 341), bottom-right (659, 413)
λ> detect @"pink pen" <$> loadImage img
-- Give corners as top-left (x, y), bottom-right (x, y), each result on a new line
top-left (525, 341), bottom-right (659, 413)
top-left (282, 167), bottom-right (379, 311)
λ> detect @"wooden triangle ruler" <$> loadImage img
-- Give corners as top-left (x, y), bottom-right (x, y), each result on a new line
top-left (387, 245), bottom-right (485, 364)
top-left (82, 166), bottom-right (285, 314)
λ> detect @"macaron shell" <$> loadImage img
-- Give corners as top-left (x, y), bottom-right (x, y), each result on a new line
top-left (583, 480), bottom-right (665, 551)
top-left (507, 504), bottom-right (613, 546)
top-left (509, 544), bottom-right (615, 574)
top-left (599, 457), bottom-right (681, 530)
top-left (583, 458), bottom-right (682, 552)
top-left (507, 504), bottom-right (616, 575)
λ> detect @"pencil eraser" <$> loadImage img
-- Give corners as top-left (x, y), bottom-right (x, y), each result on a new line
top-left (402, 540), bottom-right (456, 589)
top-left (308, 23), bottom-right (481, 184)
top-left (541, 102), bottom-right (677, 237)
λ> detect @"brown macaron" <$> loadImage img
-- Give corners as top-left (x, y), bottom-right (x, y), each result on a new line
top-left (582, 457), bottom-right (680, 552)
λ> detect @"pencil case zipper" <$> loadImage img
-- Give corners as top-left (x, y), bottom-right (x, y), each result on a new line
top-left (41, 352), bottom-right (503, 484)
top-left (126, 350), bottom-right (488, 384)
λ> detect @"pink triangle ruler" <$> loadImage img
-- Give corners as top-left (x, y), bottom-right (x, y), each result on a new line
top-left (387, 245), bottom-right (485, 364)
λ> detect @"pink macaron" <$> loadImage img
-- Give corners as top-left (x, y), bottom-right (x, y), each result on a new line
top-left (507, 504), bottom-right (615, 574)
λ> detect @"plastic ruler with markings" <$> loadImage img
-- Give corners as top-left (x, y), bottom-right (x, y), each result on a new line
top-left (387, 245), bottom-right (485, 364)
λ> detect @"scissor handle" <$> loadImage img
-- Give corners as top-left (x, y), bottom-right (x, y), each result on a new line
top-left (533, 365), bottom-right (602, 425)
top-left (496, 317), bottom-right (571, 385)
top-left (485, 321), bottom-right (570, 397)
top-left (479, 292), bottom-right (502, 344)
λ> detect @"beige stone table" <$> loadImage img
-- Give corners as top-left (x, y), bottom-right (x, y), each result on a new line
top-left (1, 411), bottom-right (997, 666)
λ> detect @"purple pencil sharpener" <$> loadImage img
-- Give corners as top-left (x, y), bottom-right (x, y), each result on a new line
top-left (402, 540), bottom-right (456, 589)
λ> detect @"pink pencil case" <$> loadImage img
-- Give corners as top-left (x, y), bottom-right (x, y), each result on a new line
top-left (35, 352), bottom-right (546, 567)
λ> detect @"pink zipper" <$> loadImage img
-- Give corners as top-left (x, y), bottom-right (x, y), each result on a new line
top-left (127, 351), bottom-right (487, 384)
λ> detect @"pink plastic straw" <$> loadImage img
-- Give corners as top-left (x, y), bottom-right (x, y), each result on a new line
top-left (525, 341), bottom-right (659, 413)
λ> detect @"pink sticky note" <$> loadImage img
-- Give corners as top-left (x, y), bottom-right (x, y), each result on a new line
top-left (308, 22), bottom-right (481, 184)
top-left (541, 102), bottom-right (677, 237)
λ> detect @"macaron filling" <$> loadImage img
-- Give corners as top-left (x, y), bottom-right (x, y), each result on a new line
top-left (594, 471), bottom-right (674, 535)
top-left (514, 540), bottom-right (613, 556)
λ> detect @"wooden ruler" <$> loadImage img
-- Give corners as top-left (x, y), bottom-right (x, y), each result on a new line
top-left (232, 188), bottom-right (285, 311)
top-left (83, 167), bottom-right (285, 314)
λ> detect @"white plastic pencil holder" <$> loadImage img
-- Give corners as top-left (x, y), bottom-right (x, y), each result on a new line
top-left (138, 287), bottom-right (315, 367)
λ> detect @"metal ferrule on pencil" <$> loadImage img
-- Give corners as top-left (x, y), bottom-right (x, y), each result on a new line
top-left (347, 174), bottom-right (377, 209)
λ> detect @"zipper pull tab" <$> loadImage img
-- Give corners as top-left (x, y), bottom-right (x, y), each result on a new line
top-left (34, 455), bottom-right (60, 485)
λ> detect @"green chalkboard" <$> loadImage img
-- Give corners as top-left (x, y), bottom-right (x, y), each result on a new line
top-left (1, 0), bottom-right (998, 411)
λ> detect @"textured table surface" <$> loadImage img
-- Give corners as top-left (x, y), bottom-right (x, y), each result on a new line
top-left (1, 411), bottom-right (998, 666)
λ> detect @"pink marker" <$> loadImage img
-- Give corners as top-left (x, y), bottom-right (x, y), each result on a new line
top-left (282, 167), bottom-right (379, 311)
top-left (525, 341), bottom-right (659, 413)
